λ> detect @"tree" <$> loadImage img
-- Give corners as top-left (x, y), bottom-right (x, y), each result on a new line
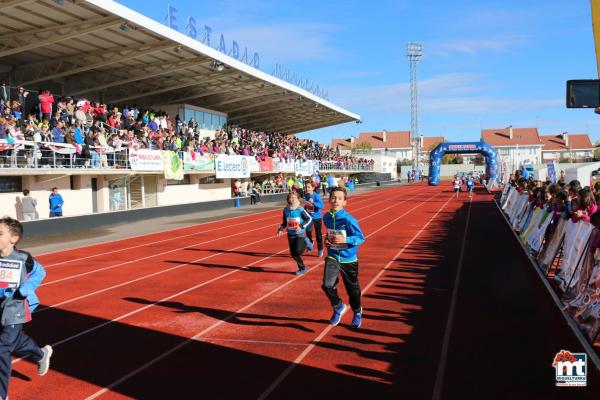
top-left (473, 154), bottom-right (485, 166)
top-left (594, 141), bottom-right (600, 160)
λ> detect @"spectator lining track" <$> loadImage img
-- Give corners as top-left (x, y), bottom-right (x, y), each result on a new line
top-left (8, 183), bottom-right (600, 399)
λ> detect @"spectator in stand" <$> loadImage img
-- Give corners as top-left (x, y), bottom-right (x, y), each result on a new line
top-left (48, 187), bottom-right (64, 217)
top-left (21, 189), bottom-right (38, 221)
top-left (38, 90), bottom-right (54, 121)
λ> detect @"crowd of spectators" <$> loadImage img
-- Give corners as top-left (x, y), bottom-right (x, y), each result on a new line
top-left (0, 85), bottom-right (373, 170)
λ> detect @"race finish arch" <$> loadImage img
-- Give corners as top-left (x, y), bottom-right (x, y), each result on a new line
top-left (428, 141), bottom-right (498, 186)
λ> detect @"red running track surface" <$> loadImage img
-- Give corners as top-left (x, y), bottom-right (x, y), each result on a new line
top-left (7, 183), bottom-right (600, 399)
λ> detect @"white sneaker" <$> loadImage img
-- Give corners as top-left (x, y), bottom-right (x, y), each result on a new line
top-left (38, 345), bottom-right (53, 376)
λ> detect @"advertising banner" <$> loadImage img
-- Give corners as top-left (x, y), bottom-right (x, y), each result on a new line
top-left (183, 152), bottom-right (215, 172)
top-left (129, 149), bottom-right (163, 171)
top-left (259, 156), bottom-right (274, 172)
top-left (162, 150), bottom-right (184, 180)
top-left (556, 220), bottom-right (594, 292)
top-left (294, 160), bottom-right (316, 176)
top-left (215, 154), bottom-right (250, 178)
top-left (273, 158), bottom-right (294, 173)
top-left (547, 160), bottom-right (558, 183)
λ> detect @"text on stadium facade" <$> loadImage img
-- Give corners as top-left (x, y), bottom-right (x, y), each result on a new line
top-left (165, 4), bottom-right (260, 69)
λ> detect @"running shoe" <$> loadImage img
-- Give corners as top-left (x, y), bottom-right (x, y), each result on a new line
top-left (318, 250), bottom-right (324, 257)
top-left (295, 268), bottom-right (307, 276)
top-left (38, 345), bottom-right (53, 376)
top-left (329, 303), bottom-right (347, 326)
top-left (351, 308), bottom-right (363, 328)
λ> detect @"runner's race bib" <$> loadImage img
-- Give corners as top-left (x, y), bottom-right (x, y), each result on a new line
top-left (328, 229), bottom-right (348, 250)
top-left (286, 217), bottom-right (301, 231)
top-left (0, 259), bottom-right (22, 288)
top-left (304, 201), bottom-right (315, 212)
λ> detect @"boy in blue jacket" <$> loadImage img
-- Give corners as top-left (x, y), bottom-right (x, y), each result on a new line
top-left (323, 187), bottom-right (365, 328)
top-left (303, 181), bottom-right (324, 257)
top-left (0, 217), bottom-right (52, 400)
top-left (277, 192), bottom-right (313, 275)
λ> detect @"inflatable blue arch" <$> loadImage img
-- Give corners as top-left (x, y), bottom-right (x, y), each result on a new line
top-left (428, 141), bottom-right (498, 186)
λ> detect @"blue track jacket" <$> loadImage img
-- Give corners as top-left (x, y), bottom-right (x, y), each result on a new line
top-left (303, 192), bottom-right (324, 220)
top-left (323, 208), bottom-right (365, 263)
top-left (279, 207), bottom-right (312, 236)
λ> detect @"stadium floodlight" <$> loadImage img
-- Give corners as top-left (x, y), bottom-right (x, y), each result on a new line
top-left (407, 42), bottom-right (423, 171)
top-left (119, 23), bottom-right (130, 32)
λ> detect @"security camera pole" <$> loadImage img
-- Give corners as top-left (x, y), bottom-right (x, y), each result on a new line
top-left (407, 42), bottom-right (423, 172)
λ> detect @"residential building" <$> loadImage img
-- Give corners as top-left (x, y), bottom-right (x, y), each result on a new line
top-left (481, 127), bottom-right (543, 170)
top-left (539, 133), bottom-right (594, 161)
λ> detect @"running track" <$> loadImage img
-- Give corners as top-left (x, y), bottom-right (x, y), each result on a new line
top-left (8, 183), bottom-right (600, 399)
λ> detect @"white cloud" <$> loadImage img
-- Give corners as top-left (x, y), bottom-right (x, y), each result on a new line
top-left (329, 72), bottom-right (562, 116)
top-left (429, 36), bottom-right (530, 56)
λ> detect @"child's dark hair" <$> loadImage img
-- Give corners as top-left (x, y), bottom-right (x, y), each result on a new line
top-left (0, 216), bottom-right (23, 240)
top-left (579, 187), bottom-right (596, 210)
top-left (22, 189), bottom-right (29, 196)
top-left (329, 186), bottom-right (347, 200)
top-left (568, 180), bottom-right (581, 195)
top-left (594, 181), bottom-right (600, 194)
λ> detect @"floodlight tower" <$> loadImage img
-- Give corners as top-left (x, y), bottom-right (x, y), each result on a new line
top-left (407, 42), bottom-right (423, 171)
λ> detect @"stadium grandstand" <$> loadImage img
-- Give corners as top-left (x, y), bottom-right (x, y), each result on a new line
top-left (0, 0), bottom-right (396, 219)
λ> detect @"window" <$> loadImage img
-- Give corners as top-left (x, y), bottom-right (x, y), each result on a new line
top-left (199, 176), bottom-right (224, 184)
top-left (0, 176), bottom-right (22, 193)
top-left (166, 175), bottom-right (191, 185)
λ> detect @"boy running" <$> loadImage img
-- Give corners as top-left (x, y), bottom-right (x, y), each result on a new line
top-left (466, 175), bottom-right (475, 198)
top-left (304, 181), bottom-right (325, 257)
top-left (277, 192), bottom-right (313, 275)
top-left (0, 217), bottom-right (52, 400)
top-left (322, 187), bottom-right (365, 328)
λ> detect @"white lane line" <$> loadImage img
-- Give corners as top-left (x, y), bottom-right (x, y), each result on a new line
top-left (256, 193), bottom-right (454, 400)
top-left (10, 187), bottom-right (429, 367)
top-left (431, 196), bottom-right (472, 400)
top-left (84, 187), bottom-right (441, 400)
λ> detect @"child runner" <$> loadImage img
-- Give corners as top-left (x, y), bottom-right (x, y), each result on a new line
top-left (0, 217), bottom-right (52, 400)
top-left (277, 192), bottom-right (313, 275)
top-left (453, 176), bottom-right (461, 198)
top-left (304, 181), bottom-right (325, 257)
top-left (466, 175), bottom-right (475, 198)
top-left (322, 187), bottom-right (365, 328)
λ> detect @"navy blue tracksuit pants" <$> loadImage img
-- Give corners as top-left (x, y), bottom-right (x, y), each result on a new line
top-left (0, 324), bottom-right (43, 399)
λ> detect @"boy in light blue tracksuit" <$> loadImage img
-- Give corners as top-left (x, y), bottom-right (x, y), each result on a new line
top-left (323, 187), bottom-right (365, 328)
top-left (304, 181), bottom-right (324, 257)
top-left (277, 192), bottom-right (313, 275)
top-left (0, 217), bottom-right (52, 400)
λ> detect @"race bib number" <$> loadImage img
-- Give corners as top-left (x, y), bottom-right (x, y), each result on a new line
top-left (304, 202), bottom-right (315, 212)
top-left (286, 217), bottom-right (301, 230)
top-left (328, 229), bottom-right (348, 250)
top-left (0, 259), bottom-right (22, 288)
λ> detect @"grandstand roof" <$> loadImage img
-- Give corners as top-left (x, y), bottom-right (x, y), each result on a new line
top-left (0, 0), bottom-right (359, 134)
top-left (539, 134), bottom-right (594, 151)
top-left (481, 128), bottom-right (542, 147)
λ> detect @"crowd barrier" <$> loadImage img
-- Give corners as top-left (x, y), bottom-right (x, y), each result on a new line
top-left (0, 139), bottom-right (375, 174)
top-left (499, 185), bottom-right (600, 345)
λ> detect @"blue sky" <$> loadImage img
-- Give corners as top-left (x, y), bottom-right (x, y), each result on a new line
top-left (119, 0), bottom-right (600, 145)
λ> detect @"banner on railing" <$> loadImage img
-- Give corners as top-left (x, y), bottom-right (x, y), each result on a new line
top-left (259, 156), bottom-right (274, 173)
top-left (547, 160), bottom-right (558, 183)
top-left (294, 160), bottom-right (318, 176)
top-left (555, 220), bottom-right (594, 292)
top-left (183, 152), bottom-right (214, 172)
top-left (215, 154), bottom-right (250, 178)
top-left (526, 210), bottom-right (553, 252)
top-left (162, 150), bottom-right (184, 180)
top-left (273, 158), bottom-right (294, 173)
top-left (129, 149), bottom-right (163, 171)
top-left (247, 157), bottom-right (260, 173)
